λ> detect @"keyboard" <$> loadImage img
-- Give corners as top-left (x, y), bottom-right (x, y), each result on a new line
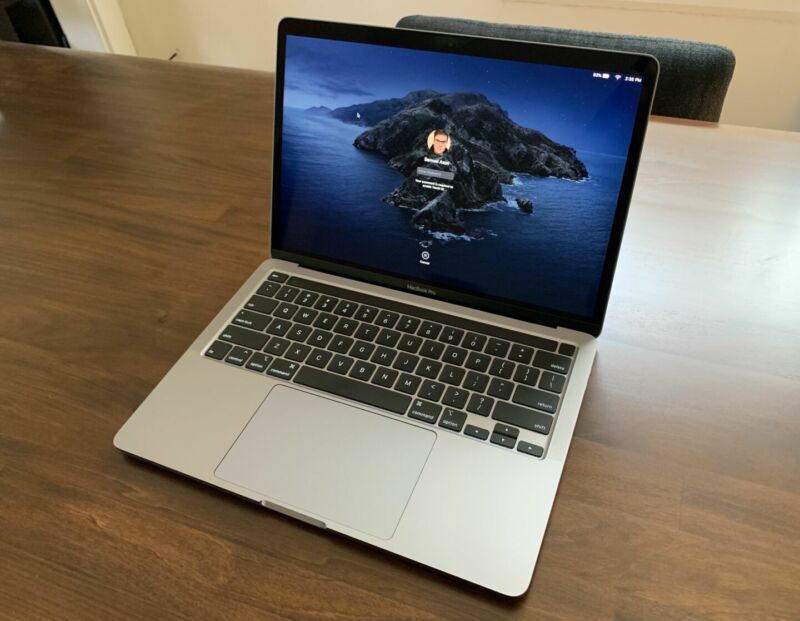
top-left (203, 271), bottom-right (577, 458)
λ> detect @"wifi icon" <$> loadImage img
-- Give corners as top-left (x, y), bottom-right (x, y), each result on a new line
top-left (615, 74), bottom-right (622, 80)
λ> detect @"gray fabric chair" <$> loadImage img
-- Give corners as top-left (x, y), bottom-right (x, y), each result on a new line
top-left (396, 15), bottom-right (735, 122)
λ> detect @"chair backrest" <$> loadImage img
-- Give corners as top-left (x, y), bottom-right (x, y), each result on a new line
top-left (397, 15), bottom-right (735, 122)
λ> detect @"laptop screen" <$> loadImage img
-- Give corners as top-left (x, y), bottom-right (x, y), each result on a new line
top-left (274, 32), bottom-right (647, 322)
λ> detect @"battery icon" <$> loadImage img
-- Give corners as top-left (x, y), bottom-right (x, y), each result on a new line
top-left (601, 73), bottom-right (610, 79)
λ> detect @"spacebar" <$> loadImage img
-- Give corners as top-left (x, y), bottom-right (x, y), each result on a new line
top-left (293, 367), bottom-right (411, 415)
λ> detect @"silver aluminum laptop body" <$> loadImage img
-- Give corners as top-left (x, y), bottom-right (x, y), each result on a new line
top-left (114, 19), bottom-right (658, 596)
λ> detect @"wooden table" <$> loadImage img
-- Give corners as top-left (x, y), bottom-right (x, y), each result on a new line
top-left (1, 41), bottom-right (799, 620)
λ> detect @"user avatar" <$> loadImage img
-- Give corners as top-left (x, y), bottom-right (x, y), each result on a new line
top-left (427, 129), bottom-right (451, 155)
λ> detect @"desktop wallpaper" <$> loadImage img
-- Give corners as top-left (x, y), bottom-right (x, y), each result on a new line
top-left (275, 35), bottom-right (643, 318)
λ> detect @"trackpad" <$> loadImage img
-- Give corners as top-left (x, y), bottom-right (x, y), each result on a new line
top-left (215, 385), bottom-right (436, 539)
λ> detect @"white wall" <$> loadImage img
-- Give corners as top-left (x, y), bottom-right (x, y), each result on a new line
top-left (51, 0), bottom-right (107, 52)
top-left (116, 0), bottom-right (800, 131)
top-left (51, 0), bottom-right (136, 54)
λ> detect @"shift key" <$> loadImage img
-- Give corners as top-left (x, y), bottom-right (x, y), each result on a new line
top-left (493, 401), bottom-right (553, 435)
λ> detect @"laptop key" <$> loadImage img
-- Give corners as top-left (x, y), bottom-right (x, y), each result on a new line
top-left (418, 321), bottom-right (442, 339)
top-left (328, 335), bottom-right (354, 354)
top-left (494, 423), bottom-right (520, 439)
top-left (285, 343), bottom-right (311, 363)
top-left (314, 295), bottom-right (338, 312)
top-left (307, 348), bottom-right (332, 368)
top-left (509, 344), bottom-right (534, 364)
top-left (274, 302), bottom-right (298, 320)
top-left (267, 271), bottom-right (288, 283)
top-left (245, 353), bottom-right (273, 372)
top-left (532, 350), bottom-right (572, 374)
top-left (416, 359), bottom-right (442, 379)
top-left (419, 339), bottom-right (445, 360)
top-left (204, 341), bottom-right (232, 360)
top-left (490, 433), bottom-right (515, 449)
top-left (393, 352), bottom-right (419, 373)
top-left (313, 312), bottom-right (337, 330)
top-left (333, 317), bottom-right (358, 336)
top-left (467, 393), bottom-right (494, 417)
top-left (442, 386), bottom-right (468, 409)
top-left (512, 385), bottom-right (559, 414)
top-left (463, 371), bottom-right (489, 393)
top-left (558, 343), bottom-right (576, 357)
top-left (439, 327), bottom-right (464, 346)
top-left (463, 333), bottom-right (487, 351)
top-left (276, 286), bottom-right (300, 302)
top-left (488, 358), bottom-right (515, 379)
top-left (493, 401), bottom-right (553, 435)
top-left (349, 361), bottom-right (376, 382)
top-left (307, 329), bottom-right (333, 348)
top-left (295, 290), bottom-right (319, 307)
top-left (257, 281), bottom-right (281, 297)
top-left (440, 365), bottom-right (465, 386)
top-left (376, 328), bottom-right (401, 347)
top-left (354, 323), bottom-right (379, 342)
top-left (333, 300), bottom-right (358, 317)
top-left (375, 310), bottom-right (399, 328)
top-left (371, 346), bottom-right (397, 366)
top-left (219, 325), bottom-right (269, 350)
top-left (354, 305), bottom-right (379, 322)
top-left (488, 378), bottom-right (513, 400)
top-left (395, 373), bottom-right (421, 395)
top-left (408, 399), bottom-right (441, 424)
top-left (443, 346), bottom-right (468, 366)
top-left (418, 380), bottom-right (445, 402)
top-left (266, 318), bottom-right (292, 337)
top-left (540, 371), bottom-right (566, 394)
top-left (225, 346), bottom-right (253, 366)
top-left (328, 354), bottom-right (354, 375)
top-left (464, 425), bottom-right (489, 441)
top-left (264, 337), bottom-right (290, 356)
top-left (485, 338), bottom-right (510, 357)
top-left (439, 408), bottom-right (467, 432)
top-left (286, 324), bottom-right (312, 343)
top-left (513, 365), bottom-right (540, 387)
top-left (267, 358), bottom-right (300, 380)
top-left (517, 441), bottom-right (544, 457)
top-left (372, 366), bottom-right (398, 388)
top-left (396, 316), bottom-right (421, 334)
top-left (464, 352), bottom-right (490, 372)
top-left (350, 340), bottom-right (375, 360)
top-left (294, 366), bottom-right (411, 415)
top-left (245, 295), bottom-right (278, 315)
top-left (294, 308), bottom-right (318, 325)
top-left (397, 334), bottom-right (422, 353)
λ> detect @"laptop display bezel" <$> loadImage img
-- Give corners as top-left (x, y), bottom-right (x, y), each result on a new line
top-left (270, 18), bottom-right (659, 337)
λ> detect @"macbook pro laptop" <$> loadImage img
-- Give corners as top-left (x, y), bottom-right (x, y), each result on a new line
top-left (114, 18), bottom-right (658, 596)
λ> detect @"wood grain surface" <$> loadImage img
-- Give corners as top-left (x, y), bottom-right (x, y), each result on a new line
top-left (1, 41), bottom-right (799, 620)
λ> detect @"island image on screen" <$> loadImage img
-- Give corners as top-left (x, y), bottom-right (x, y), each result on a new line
top-left (276, 35), bottom-right (643, 318)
